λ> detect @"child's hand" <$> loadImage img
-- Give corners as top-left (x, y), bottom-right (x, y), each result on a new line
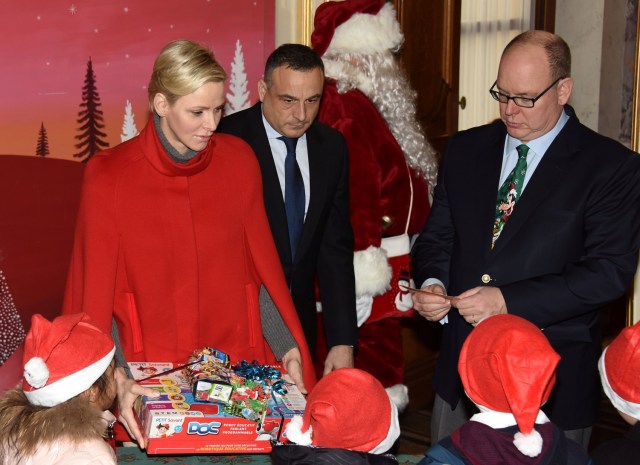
top-left (114, 366), bottom-right (160, 449)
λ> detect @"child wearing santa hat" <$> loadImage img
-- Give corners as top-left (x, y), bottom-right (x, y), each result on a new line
top-left (271, 367), bottom-right (400, 464)
top-left (419, 314), bottom-right (592, 465)
top-left (0, 312), bottom-right (117, 465)
top-left (590, 320), bottom-right (640, 465)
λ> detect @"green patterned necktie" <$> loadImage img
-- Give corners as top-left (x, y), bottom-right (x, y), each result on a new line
top-left (491, 144), bottom-right (529, 248)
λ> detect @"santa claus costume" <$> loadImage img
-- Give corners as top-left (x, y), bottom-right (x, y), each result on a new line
top-left (311, 0), bottom-right (439, 410)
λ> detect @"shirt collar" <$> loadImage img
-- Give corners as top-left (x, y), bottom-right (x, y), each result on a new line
top-left (261, 108), bottom-right (308, 144)
top-left (506, 107), bottom-right (570, 156)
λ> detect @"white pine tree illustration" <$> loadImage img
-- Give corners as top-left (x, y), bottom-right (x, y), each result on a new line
top-left (225, 39), bottom-right (251, 115)
top-left (121, 99), bottom-right (139, 142)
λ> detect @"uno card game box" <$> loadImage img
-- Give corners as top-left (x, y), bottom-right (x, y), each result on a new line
top-left (130, 351), bottom-right (306, 454)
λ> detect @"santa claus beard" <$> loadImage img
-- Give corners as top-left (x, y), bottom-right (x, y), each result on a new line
top-left (323, 52), bottom-right (438, 196)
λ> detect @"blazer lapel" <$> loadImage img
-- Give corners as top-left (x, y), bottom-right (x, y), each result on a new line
top-left (491, 118), bottom-right (576, 254)
top-left (247, 105), bottom-right (294, 265)
top-left (460, 126), bottom-right (507, 258)
top-left (295, 123), bottom-right (326, 261)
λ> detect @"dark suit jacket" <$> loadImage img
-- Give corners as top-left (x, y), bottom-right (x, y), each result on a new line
top-left (218, 103), bottom-right (357, 355)
top-left (411, 106), bottom-right (640, 429)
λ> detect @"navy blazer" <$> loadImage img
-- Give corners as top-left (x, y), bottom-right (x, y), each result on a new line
top-left (412, 106), bottom-right (640, 429)
top-left (218, 103), bottom-right (357, 354)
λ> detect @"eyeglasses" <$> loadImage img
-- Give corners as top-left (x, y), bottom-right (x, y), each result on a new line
top-left (489, 76), bottom-right (565, 108)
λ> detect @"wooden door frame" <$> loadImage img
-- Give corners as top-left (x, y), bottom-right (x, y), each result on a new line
top-left (534, 0), bottom-right (556, 32)
top-left (629, 7), bottom-right (640, 325)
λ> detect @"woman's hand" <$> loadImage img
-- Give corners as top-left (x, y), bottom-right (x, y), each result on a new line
top-left (282, 347), bottom-right (307, 395)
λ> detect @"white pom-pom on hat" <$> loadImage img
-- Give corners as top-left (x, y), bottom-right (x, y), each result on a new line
top-left (513, 429), bottom-right (543, 457)
top-left (284, 415), bottom-right (313, 446)
top-left (24, 356), bottom-right (49, 388)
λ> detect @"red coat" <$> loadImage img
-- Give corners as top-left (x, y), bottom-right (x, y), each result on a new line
top-left (63, 120), bottom-right (316, 390)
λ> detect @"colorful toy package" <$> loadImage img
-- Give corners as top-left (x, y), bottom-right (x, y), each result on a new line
top-left (130, 348), bottom-right (306, 454)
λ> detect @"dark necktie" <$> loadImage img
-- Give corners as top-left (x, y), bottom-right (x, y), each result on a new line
top-left (492, 144), bottom-right (529, 248)
top-left (279, 136), bottom-right (305, 259)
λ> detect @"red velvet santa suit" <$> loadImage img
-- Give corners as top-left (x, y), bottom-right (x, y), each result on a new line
top-left (63, 120), bottom-right (316, 390)
top-left (317, 80), bottom-right (430, 392)
top-left (311, 0), bottom-right (438, 405)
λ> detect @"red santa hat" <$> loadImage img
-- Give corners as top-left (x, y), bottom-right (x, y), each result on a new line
top-left (599, 320), bottom-right (640, 421)
top-left (459, 314), bottom-right (560, 457)
top-left (311, 0), bottom-right (403, 57)
top-left (285, 368), bottom-right (399, 453)
top-left (22, 312), bottom-right (115, 407)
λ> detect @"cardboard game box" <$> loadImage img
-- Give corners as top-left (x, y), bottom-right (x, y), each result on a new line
top-left (130, 358), bottom-right (306, 454)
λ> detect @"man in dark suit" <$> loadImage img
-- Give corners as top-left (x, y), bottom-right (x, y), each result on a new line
top-left (218, 44), bottom-right (357, 374)
top-left (411, 30), bottom-right (640, 448)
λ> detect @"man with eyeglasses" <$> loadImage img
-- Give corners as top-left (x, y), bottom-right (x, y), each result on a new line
top-left (411, 30), bottom-right (640, 450)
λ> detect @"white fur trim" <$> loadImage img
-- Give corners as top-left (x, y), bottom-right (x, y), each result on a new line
top-left (285, 415), bottom-right (313, 446)
top-left (471, 406), bottom-right (548, 457)
top-left (513, 430), bottom-right (543, 457)
top-left (369, 397), bottom-right (400, 454)
top-left (24, 357), bottom-right (50, 389)
top-left (470, 407), bottom-right (550, 429)
top-left (385, 384), bottom-right (409, 413)
top-left (599, 348), bottom-right (640, 420)
top-left (324, 3), bottom-right (404, 56)
top-left (353, 246), bottom-right (392, 297)
top-left (24, 347), bottom-right (115, 407)
top-left (380, 234), bottom-right (411, 258)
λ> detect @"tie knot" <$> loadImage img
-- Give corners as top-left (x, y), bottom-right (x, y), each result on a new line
top-left (516, 144), bottom-right (529, 159)
top-left (279, 136), bottom-right (298, 155)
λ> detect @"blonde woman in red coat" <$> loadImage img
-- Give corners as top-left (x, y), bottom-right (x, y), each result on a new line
top-left (62, 40), bottom-right (316, 448)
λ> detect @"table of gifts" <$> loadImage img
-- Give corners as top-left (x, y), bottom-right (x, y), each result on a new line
top-left (116, 447), bottom-right (425, 464)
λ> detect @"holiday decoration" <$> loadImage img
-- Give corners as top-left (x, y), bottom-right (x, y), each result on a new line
top-left (459, 315), bottom-right (560, 457)
top-left (599, 320), bottom-right (640, 421)
top-left (22, 312), bottom-right (115, 407)
top-left (286, 368), bottom-right (399, 453)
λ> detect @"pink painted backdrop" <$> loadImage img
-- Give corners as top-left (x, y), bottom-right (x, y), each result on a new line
top-left (0, 0), bottom-right (275, 160)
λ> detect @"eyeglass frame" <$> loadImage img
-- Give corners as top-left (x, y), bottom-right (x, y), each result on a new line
top-left (489, 76), bottom-right (566, 108)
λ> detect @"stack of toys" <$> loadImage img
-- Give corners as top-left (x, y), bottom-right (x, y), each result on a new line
top-left (131, 347), bottom-right (306, 454)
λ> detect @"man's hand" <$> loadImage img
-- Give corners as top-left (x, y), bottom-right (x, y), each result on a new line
top-left (323, 344), bottom-right (354, 376)
top-left (114, 367), bottom-right (160, 449)
top-left (456, 286), bottom-right (507, 326)
top-left (412, 284), bottom-right (451, 322)
top-left (282, 347), bottom-right (307, 395)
